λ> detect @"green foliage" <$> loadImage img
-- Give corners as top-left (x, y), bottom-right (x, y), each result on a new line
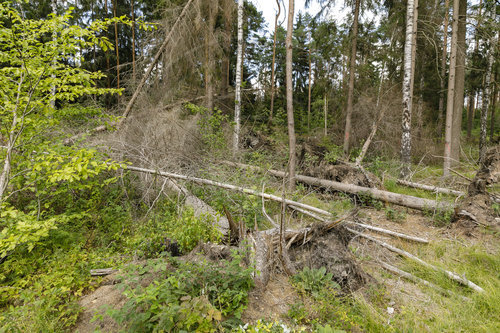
top-left (292, 267), bottom-right (340, 297)
top-left (127, 205), bottom-right (222, 257)
top-left (384, 207), bottom-right (406, 223)
top-left (185, 103), bottom-right (229, 151)
top-left (105, 252), bottom-right (254, 332)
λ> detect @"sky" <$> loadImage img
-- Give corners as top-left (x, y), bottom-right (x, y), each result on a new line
top-left (252, 0), bottom-right (349, 34)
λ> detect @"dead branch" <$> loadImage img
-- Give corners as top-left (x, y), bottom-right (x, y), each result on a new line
top-left (347, 228), bottom-right (484, 292)
top-left (397, 179), bottom-right (465, 196)
top-left (379, 261), bottom-right (469, 300)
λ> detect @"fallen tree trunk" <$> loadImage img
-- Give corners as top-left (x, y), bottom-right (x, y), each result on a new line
top-left (124, 165), bottom-right (338, 217)
top-left (396, 179), bottom-right (465, 196)
top-left (289, 205), bottom-right (429, 244)
top-left (379, 261), bottom-right (469, 300)
top-left (347, 227), bottom-right (484, 292)
top-left (223, 161), bottom-right (455, 212)
top-left (164, 178), bottom-right (230, 235)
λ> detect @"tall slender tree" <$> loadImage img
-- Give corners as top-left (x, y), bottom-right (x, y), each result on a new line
top-left (269, 0), bottom-right (281, 123)
top-left (450, 0), bottom-right (466, 165)
top-left (112, 0), bottom-right (120, 91)
top-left (234, 0), bottom-right (244, 155)
top-left (400, 0), bottom-right (418, 178)
top-left (131, 0), bottom-right (136, 83)
top-left (437, 0), bottom-right (450, 137)
top-left (480, 2), bottom-right (497, 163)
top-left (343, 0), bottom-right (361, 154)
top-left (443, 0), bottom-right (460, 176)
top-left (286, 0), bottom-right (296, 191)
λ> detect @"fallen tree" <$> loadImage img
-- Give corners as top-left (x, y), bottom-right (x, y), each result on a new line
top-left (222, 161), bottom-right (455, 212)
top-left (396, 179), bottom-right (465, 196)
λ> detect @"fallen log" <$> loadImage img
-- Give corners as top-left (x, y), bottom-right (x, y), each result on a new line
top-left (379, 262), bottom-right (469, 300)
top-left (289, 205), bottom-right (429, 244)
top-left (164, 178), bottom-right (230, 235)
top-left (223, 161), bottom-right (455, 212)
top-left (396, 179), bottom-right (465, 197)
top-left (347, 228), bottom-right (484, 292)
top-left (90, 268), bottom-right (117, 276)
top-left (124, 165), bottom-right (337, 218)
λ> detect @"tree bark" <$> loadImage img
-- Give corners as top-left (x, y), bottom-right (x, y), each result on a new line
top-left (343, 0), bottom-right (361, 154)
top-left (269, 0), bottom-right (280, 123)
top-left (450, 0), bottom-right (466, 166)
top-left (437, 0), bottom-right (449, 137)
top-left (467, 94), bottom-right (475, 139)
top-left (490, 78), bottom-right (497, 141)
top-left (286, 0), bottom-right (296, 191)
top-left (234, 0), bottom-right (244, 155)
top-left (443, 0), bottom-right (460, 176)
top-left (400, 0), bottom-right (417, 178)
top-left (396, 179), bottom-right (465, 196)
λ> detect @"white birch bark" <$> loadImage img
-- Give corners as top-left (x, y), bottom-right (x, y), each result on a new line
top-left (479, 3), bottom-right (497, 163)
top-left (400, 0), bottom-right (416, 178)
top-left (233, 0), bottom-right (244, 155)
top-left (443, 0), bottom-right (460, 176)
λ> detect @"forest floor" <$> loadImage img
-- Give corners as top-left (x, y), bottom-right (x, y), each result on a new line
top-left (74, 184), bottom-right (500, 332)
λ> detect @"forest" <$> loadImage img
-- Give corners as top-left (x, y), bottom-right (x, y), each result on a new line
top-left (0, 0), bottom-right (498, 331)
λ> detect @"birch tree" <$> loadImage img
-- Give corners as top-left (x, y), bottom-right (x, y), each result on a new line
top-left (437, 0), bottom-right (450, 137)
top-left (443, 0), bottom-right (460, 176)
top-left (233, 0), bottom-right (244, 155)
top-left (343, 0), bottom-right (361, 154)
top-left (400, 0), bottom-right (418, 178)
top-left (286, 0), bottom-right (296, 191)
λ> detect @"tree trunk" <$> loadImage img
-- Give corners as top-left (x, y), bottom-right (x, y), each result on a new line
top-left (269, 0), bottom-right (280, 123)
top-left (324, 93), bottom-right (328, 136)
top-left (204, 2), bottom-right (216, 112)
top-left (286, 0), bottom-right (296, 192)
top-left (343, 0), bottom-right (361, 154)
top-left (450, 0), bottom-right (466, 166)
top-left (221, 13), bottom-right (231, 98)
top-left (480, 4), bottom-right (497, 163)
top-left (307, 45), bottom-right (313, 131)
top-left (234, 0), bottom-right (244, 155)
top-left (104, 0), bottom-right (110, 89)
top-left (437, 0), bottom-right (449, 137)
top-left (467, 94), bottom-right (475, 139)
top-left (112, 0), bottom-right (120, 91)
top-left (443, 0), bottom-right (460, 176)
top-left (490, 78), bottom-right (497, 141)
top-left (400, 0), bottom-right (417, 178)
top-left (131, 0), bottom-right (136, 83)
top-left (221, 161), bottom-right (455, 212)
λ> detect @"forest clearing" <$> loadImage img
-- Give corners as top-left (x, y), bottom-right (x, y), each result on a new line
top-left (0, 0), bottom-right (498, 332)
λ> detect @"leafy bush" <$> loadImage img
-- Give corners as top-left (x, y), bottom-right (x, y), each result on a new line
top-left (106, 252), bottom-right (254, 332)
top-left (292, 267), bottom-right (339, 297)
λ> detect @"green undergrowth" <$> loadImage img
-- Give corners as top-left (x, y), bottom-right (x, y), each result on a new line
top-left (101, 251), bottom-right (254, 332)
